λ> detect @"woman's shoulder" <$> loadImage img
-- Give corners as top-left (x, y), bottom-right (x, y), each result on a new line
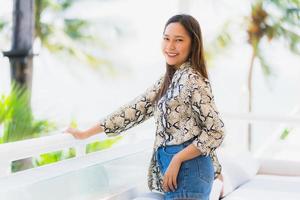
top-left (185, 67), bottom-right (210, 86)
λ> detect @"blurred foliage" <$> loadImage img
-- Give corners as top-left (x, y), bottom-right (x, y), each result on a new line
top-left (0, 0), bottom-right (117, 70)
top-left (209, 0), bottom-right (300, 75)
top-left (205, 21), bottom-right (232, 65)
top-left (280, 128), bottom-right (289, 140)
top-left (0, 19), bottom-right (7, 31)
top-left (0, 83), bottom-right (56, 143)
top-left (86, 136), bottom-right (122, 154)
top-left (0, 83), bottom-right (57, 172)
top-left (30, 136), bottom-right (122, 169)
top-left (33, 148), bottom-right (76, 167)
top-left (34, 0), bottom-right (112, 69)
top-left (207, 0), bottom-right (300, 149)
top-left (246, 0), bottom-right (300, 76)
top-left (280, 127), bottom-right (294, 140)
top-left (69, 118), bottom-right (78, 129)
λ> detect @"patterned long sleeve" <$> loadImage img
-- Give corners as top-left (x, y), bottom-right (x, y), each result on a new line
top-left (99, 76), bottom-right (164, 137)
top-left (188, 73), bottom-right (225, 156)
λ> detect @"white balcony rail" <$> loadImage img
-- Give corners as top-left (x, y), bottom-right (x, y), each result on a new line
top-left (222, 113), bottom-right (300, 125)
top-left (0, 130), bottom-right (153, 179)
top-left (222, 111), bottom-right (300, 157)
top-left (0, 113), bottom-right (299, 182)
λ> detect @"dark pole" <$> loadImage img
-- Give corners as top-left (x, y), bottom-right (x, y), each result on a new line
top-left (3, 0), bottom-right (35, 102)
top-left (2, 0), bottom-right (35, 170)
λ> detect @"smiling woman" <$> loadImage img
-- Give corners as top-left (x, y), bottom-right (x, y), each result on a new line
top-left (162, 22), bottom-right (192, 68)
top-left (65, 14), bottom-right (225, 200)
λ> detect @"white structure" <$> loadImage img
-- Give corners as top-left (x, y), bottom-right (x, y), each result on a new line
top-left (1, 114), bottom-right (300, 200)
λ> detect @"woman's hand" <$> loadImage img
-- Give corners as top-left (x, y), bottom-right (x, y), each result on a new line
top-left (64, 127), bottom-right (90, 140)
top-left (162, 155), bottom-right (182, 192)
top-left (64, 123), bottom-right (104, 139)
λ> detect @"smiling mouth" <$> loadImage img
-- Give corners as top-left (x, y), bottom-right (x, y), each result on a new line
top-left (166, 52), bottom-right (179, 57)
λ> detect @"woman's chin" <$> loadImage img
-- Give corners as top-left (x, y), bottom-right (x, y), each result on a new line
top-left (165, 60), bottom-right (177, 66)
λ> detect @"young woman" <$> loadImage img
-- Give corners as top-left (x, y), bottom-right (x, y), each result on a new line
top-left (65, 14), bottom-right (225, 200)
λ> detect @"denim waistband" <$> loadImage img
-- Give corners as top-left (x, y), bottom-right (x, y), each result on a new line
top-left (181, 137), bottom-right (196, 147)
top-left (158, 137), bottom-right (196, 153)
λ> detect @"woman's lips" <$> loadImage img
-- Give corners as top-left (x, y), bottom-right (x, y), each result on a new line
top-left (166, 52), bottom-right (179, 57)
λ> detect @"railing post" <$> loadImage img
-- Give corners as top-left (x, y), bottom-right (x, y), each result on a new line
top-left (75, 144), bottom-right (86, 157)
top-left (0, 160), bottom-right (11, 177)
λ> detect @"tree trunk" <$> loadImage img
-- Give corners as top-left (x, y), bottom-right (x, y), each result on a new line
top-left (4, 0), bottom-right (34, 96)
top-left (2, 0), bottom-right (35, 172)
top-left (247, 48), bottom-right (256, 151)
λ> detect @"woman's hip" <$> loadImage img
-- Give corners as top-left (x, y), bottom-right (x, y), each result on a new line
top-left (156, 141), bottom-right (214, 199)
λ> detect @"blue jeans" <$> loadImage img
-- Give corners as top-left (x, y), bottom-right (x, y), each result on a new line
top-left (156, 139), bottom-right (214, 200)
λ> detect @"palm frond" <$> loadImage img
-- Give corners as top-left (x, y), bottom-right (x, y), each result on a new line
top-left (256, 48), bottom-right (272, 77)
top-left (271, 24), bottom-right (300, 54)
top-left (0, 83), bottom-right (56, 143)
top-left (205, 22), bottom-right (233, 64)
top-left (34, 0), bottom-right (114, 69)
top-left (0, 19), bottom-right (7, 31)
top-left (248, 0), bottom-right (300, 54)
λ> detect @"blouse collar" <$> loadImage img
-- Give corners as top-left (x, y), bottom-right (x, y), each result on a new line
top-left (176, 61), bottom-right (191, 71)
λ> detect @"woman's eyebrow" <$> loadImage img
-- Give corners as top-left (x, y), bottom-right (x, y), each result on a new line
top-left (164, 34), bottom-right (185, 38)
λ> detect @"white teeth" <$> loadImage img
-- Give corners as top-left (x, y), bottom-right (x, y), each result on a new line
top-left (167, 53), bottom-right (178, 57)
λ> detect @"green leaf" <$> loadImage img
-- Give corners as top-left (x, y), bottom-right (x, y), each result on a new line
top-left (33, 0), bottom-right (118, 71)
top-left (86, 136), bottom-right (122, 153)
top-left (69, 118), bottom-right (78, 129)
top-left (35, 150), bottom-right (63, 166)
top-left (0, 82), bottom-right (56, 143)
top-left (64, 19), bottom-right (90, 40)
top-left (0, 19), bottom-right (7, 31)
top-left (205, 22), bottom-right (233, 65)
top-left (280, 128), bottom-right (291, 140)
top-left (256, 49), bottom-right (272, 77)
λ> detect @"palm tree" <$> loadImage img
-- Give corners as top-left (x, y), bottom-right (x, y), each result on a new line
top-left (245, 0), bottom-right (300, 150)
top-left (0, 0), bottom-right (120, 171)
top-left (207, 0), bottom-right (299, 151)
top-left (1, 0), bottom-right (117, 98)
top-left (0, 0), bottom-right (119, 143)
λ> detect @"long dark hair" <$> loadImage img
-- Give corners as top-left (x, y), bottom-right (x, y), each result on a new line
top-left (154, 14), bottom-right (208, 104)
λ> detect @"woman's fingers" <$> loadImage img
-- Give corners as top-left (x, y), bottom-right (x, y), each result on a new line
top-left (64, 127), bottom-right (83, 139)
top-left (167, 177), bottom-right (175, 192)
top-left (172, 175), bottom-right (178, 190)
top-left (163, 174), bottom-right (177, 192)
top-left (63, 127), bottom-right (73, 134)
top-left (163, 176), bottom-right (169, 192)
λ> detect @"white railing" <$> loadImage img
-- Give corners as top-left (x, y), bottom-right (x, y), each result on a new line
top-left (222, 111), bottom-right (300, 157)
top-left (222, 113), bottom-right (300, 125)
top-left (0, 129), bottom-right (153, 179)
top-left (0, 113), bottom-right (299, 182)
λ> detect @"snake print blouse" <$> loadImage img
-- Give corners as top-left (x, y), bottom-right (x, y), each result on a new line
top-left (99, 61), bottom-right (225, 192)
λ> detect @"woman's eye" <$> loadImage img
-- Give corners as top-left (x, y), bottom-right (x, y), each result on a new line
top-left (176, 39), bottom-right (183, 42)
top-left (163, 37), bottom-right (169, 41)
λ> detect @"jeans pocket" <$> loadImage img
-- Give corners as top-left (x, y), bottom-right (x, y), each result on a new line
top-left (196, 156), bottom-right (214, 184)
top-left (162, 145), bottom-right (182, 156)
top-left (157, 146), bottom-right (182, 174)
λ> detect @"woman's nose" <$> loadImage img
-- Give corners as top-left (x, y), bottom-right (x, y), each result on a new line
top-left (166, 41), bottom-right (176, 51)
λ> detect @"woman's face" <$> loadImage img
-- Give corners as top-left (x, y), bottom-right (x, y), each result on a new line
top-left (161, 22), bottom-right (192, 69)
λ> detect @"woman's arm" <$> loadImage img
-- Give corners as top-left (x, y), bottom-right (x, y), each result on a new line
top-left (98, 75), bottom-right (164, 137)
top-left (65, 76), bottom-right (164, 139)
top-left (188, 73), bottom-right (225, 155)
